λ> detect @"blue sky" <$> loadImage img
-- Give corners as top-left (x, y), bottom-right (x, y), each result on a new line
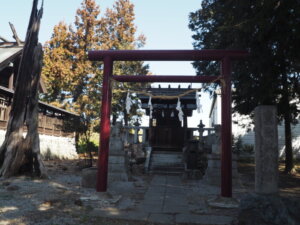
top-left (0, 0), bottom-right (211, 127)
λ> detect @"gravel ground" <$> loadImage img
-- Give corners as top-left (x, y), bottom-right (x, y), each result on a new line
top-left (1, 160), bottom-right (299, 225)
top-left (0, 160), bottom-right (158, 225)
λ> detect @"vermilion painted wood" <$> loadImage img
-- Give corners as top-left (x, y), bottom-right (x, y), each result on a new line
top-left (112, 75), bottom-right (221, 83)
top-left (88, 49), bottom-right (248, 61)
top-left (221, 57), bottom-right (232, 197)
top-left (96, 57), bottom-right (113, 192)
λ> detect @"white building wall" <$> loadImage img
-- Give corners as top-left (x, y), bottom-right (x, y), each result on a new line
top-left (0, 130), bottom-right (78, 160)
top-left (209, 94), bottom-right (300, 159)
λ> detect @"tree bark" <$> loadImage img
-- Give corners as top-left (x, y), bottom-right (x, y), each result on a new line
top-left (0, 0), bottom-right (47, 178)
top-left (284, 111), bottom-right (294, 173)
top-left (123, 108), bottom-right (128, 126)
top-left (282, 69), bottom-right (294, 173)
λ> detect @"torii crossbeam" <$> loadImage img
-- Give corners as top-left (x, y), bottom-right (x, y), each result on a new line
top-left (88, 49), bottom-right (248, 197)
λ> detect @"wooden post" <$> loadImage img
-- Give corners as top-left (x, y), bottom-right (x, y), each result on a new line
top-left (221, 57), bottom-right (232, 197)
top-left (183, 114), bottom-right (188, 142)
top-left (43, 114), bottom-right (46, 135)
top-left (8, 74), bottom-right (14, 90)
top-left (96, 57), bottom-right (113, 192)
top-left (124, 128), bottom-right (129, 146)
top-left (142, 128), bottom-right (146, 143)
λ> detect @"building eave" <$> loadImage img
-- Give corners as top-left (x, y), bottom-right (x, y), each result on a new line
top-left (0, 86), bottom-right (79, 118)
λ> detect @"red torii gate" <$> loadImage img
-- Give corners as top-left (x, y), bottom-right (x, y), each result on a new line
top-left (88, 50), bottom-right (248, 197)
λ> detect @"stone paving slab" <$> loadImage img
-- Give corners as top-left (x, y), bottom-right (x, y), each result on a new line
top-left (119, 211), bottom-right (150, 221)
top-left (137, 203), bottom-right (163, 213)
top-left (90, 207), bottom-right (150, 221)
top-left (141, 195), bottom-right (164, 201)
top-left (87, 175), bottom-right (237, 224)
top-left (148, 213), bottom-right (175, 224)
top-left (175, 214), bottom-right (234, 225)
top-left (163, 205), bottom-right (190, 214)
top-left (144, 192), bottom-right (164, 196)
top-left (151, 176), bottom-right (167, 185)
top-left (144, 195), bottom-right (165, 200)
top-left (165, 189), bottom-right (185, 194)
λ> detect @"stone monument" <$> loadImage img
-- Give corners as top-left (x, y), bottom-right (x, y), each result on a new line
top-left (108, 122), bottom-right (128, 182)
top-left (237, 106), bottom-right (291, 225)
top-left (254, 105), bottom-right (278, 194)
top-left (203, 125), bottom-right (239, 185)
top-left (81, 122), bottom-right (128, 188)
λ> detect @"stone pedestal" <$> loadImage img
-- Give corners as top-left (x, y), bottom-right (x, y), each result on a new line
top-left (203, 125), bottom-right (239, 185)
top-left (81, 123), bottom-right (128, 188)
top-left (254, 106), bottom-right (278, 194)
top-left (203, 153), bottom-right (239, 185)
top-left (108, 122), bottom-right (128, 183)
top-left (81, 167), bottom-right (97, 188)
top-left (212, 143), bottom-right (220, 154)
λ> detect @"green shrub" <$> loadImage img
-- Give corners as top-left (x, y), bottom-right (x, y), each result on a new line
top-left (242, 144), bottom-right (254, 154)
top-left (233, 135), bottom-right (254, 155)
top-left (233, 135), bottom-right (243, 154)
top-left (77, 141), bottom-right (98, 154)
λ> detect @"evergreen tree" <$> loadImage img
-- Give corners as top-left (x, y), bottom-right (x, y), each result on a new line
top-left (42, 0), bottom-right (103, 165)
top-left (189, 0), bottom-right (300, 173)
top-left (98, 0), bottom-right (149, 125)
top-left (42, 22), bottom-right (74, 105)
top-left (42, 0), bottom-right (149, 149)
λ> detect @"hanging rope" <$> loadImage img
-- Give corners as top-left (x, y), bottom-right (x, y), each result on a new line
top-left (112, 75), bottom-right (223, 100)
top-left (115, 75), bottom-right (223, 117)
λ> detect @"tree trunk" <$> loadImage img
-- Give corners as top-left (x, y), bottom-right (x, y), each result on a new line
top-left (0, 0), bottom-right (47, 178)
top-left (282, 68), bottom-right (294, 173)
top-left (112, 114), bottom-right (117, 125)
top-left (284, 111), bottom-right (294, 173)
top-left (85, 134), bottom-right (93, 167)
top-left (123, 109), bottom-right (128, 126)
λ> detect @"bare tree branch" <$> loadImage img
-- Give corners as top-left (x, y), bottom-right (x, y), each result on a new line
top-left (9, 22), bottom-right (22, 45)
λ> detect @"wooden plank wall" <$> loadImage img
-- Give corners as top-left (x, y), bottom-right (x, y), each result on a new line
top-left (0, 94), bottom-right (75, 137)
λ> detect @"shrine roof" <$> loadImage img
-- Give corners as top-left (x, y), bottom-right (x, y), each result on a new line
top-left (0, 42), bottom-right (23, 71)
top-left (138, 85), bottom-right (198, 111)
top-left (0, 86), bottom-right (79, 118)
top-left (138, 85), bottom-right (197, 100)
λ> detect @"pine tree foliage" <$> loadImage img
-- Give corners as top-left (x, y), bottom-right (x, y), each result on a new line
top-left (189, 0), bottom-right (300, 172)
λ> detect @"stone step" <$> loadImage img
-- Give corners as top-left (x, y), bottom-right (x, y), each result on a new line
top-left (149, 170), bottom-right (183, 175)
top-left (152, 150), bottom-right (182, 154)
top-left (150, 156), bottom-right (183, 166)
top-left (149, 151), bottom-right (185, 174)
top-left (151, 157), bottom-right (182, 164)
top-left (150, 163), bottom-right (184, 169)
top-left (150, 164), bottom-right (184, 174)
top-left (152, 147), bottom-right (181, 152)
top-left (150, 164), bottom-right (183, 168)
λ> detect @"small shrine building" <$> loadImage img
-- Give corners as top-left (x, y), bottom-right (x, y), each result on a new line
top-left (139, 85), bottom-right (198, 152)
